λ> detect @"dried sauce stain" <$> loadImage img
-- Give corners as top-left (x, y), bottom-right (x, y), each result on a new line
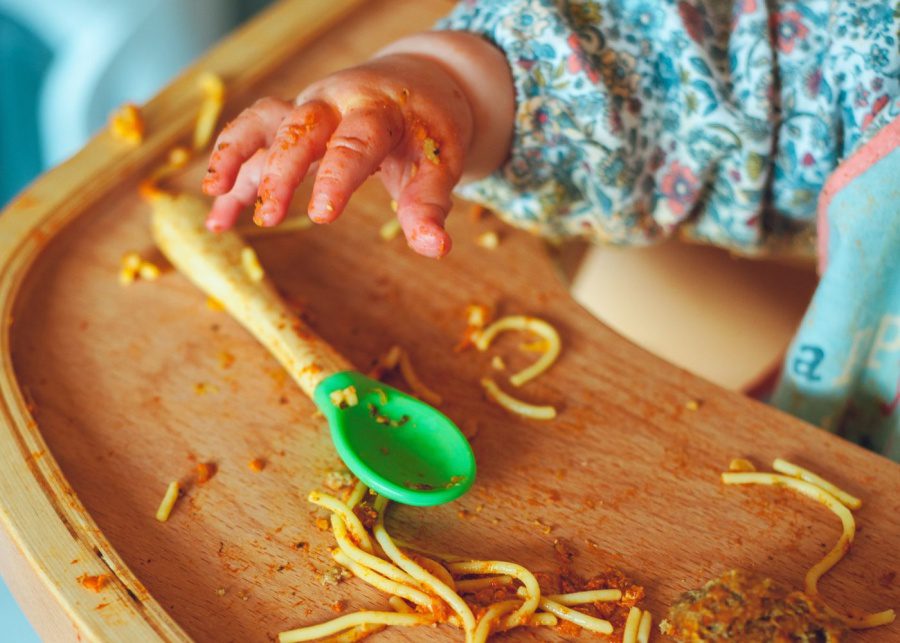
top-left (196, 462), bottom-right (216, 483)
top-left (353, 504), bottom-right (377, 530)
top-left (529, 542), bottom-right (645, 636)
top-left (265, 367), bottom-right (289, 388)
top-left (78, 574), bottom-right (110, 593)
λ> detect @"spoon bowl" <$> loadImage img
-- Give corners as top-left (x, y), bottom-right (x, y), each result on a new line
top-left (315, 371), bottom-right (475, 505)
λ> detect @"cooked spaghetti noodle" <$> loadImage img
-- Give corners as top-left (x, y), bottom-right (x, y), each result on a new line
top-left (722, 460), bottom-right (895, 630)
top-left (369, 345), bottom-right (443, 406)
top-left (623, 606), bottom-right (642, 643)
top-left (480, 377), bottom-right (556, 420)
top-left (771, 458), bottom-right (862, 510)
top-left (516, 587), bottom-right (613, 634)
top-left (193, 72), bottom-right (225, 150)
top-left (397, 348), bottom-right (442, 406)
top-left (279, 611), bottom-right (432, 642)
top-left (139, 72), bottom-right (224, 202)
top-left (139, 147), bottom-right (191, 201)
top-left (637, 609), bottom-right (653, 643)
top-left (473, 315), bottom-right (561, 387)
top-left (280, 484), bottom-right (648, 641)
top-left (308, 491), bottom-right (372, 553)
top-left (546, 589), bottom-right (622, 604)
top-left (455, 576), bottom-right (513, 593)
top-left (155, 481), bottom-right (180, 522)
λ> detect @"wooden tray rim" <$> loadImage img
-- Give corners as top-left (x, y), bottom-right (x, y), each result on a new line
top-left (0, 1), bottom-right (367, 639)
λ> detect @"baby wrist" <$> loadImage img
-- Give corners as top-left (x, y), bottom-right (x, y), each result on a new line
top-left (373, 31), bottom-right (515, 182)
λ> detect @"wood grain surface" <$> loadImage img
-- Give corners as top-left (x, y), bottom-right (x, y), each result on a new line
top-left (1, 1), bottom-right (898, 641)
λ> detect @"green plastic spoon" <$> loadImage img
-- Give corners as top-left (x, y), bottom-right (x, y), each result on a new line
top-left (151, 194), bottom-right (475, 506)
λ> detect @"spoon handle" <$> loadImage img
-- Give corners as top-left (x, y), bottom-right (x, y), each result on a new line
top-left (151, 194), bottom-right (353, 399)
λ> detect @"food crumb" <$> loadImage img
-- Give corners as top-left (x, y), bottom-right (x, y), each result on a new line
top-left (109, 103), bottom-right (144, 145)
top-left (155, 481), bottom-right (180, 522)
top-left (118, 251), bottom-right (142, 285)
top-left (206, 296), bottom-right (225, 311)
top-left (314, 517), bottom-right (330, 531)
top-left (331, 600), bottom-right (347, 613)
top-left (685, 399), bottom-right (702, 411)
top-left (379, 218), bottom-right (402, 241)
top-left (422, 137), bottom-right (440, 164)
top-left (329, 385), bottom-right (359, 409)
top-left (77, 574), bottom-right (110, 593)
top-left (728, 458), bottom-right (756, 473)
top-left (196, 462), bottom-right (216, 484)
top-left (534, 519), bottom-right (553, 535)
top-left (455, 304), bottom-right (493, 352)
top-left (491, 355), bottom-right (506, 371)
top-left (324, 469), bottom-right (355, 491)
top-left (138, 261), bottom-right (161, 281)
top-left (321, 565), bottom-right (351, 586)
top-left (216, 587), bottom-right (227, 597)
top-left (248, 458), bottom-right (266, 473)
top-left (476, 231), bottom-right (500, 249)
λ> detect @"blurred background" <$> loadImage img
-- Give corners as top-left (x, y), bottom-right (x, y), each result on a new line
top-left (0, 0), bottom-right (271, 635)
top-left (0, 0), bottom-right (272, 206)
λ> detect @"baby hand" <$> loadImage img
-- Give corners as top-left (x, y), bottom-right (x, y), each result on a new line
top-left (202, 53), bottom-right (474, 258)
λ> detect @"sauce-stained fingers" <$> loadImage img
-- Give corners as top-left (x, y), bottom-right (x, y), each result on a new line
top-left (395, 162), bottom-right (455, 258)
top-left (206, 149), bottom-right (266, 232)
top-left (255, 101), bottom-right (338, 227)
top-left (202, 97), bottom-right (292, 196)
top-left (307, 104), bottom-right (404, 223)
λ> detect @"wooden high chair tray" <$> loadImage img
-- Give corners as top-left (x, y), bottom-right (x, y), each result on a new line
top-left (0, 1), bottom-right (897, 641)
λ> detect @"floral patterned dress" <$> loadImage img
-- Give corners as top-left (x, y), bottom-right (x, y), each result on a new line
top-left (437, 0), bottom-right (899, 255)
top-left (437, 0), bottom-right (900, 457)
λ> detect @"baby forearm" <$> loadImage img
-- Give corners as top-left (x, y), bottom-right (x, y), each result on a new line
top-left (375, 31), bottom-right (515, 182)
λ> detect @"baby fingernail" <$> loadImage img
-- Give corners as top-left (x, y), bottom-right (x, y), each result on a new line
top-left (309, 198), bottom-right (335, 222)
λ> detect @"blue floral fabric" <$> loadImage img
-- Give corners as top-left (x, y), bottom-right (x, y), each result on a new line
top-left (435, 0), bottom-right (900, 255)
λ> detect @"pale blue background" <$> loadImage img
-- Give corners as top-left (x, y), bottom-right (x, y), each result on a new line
top-left (0, 578), bottom-right (38, 641)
